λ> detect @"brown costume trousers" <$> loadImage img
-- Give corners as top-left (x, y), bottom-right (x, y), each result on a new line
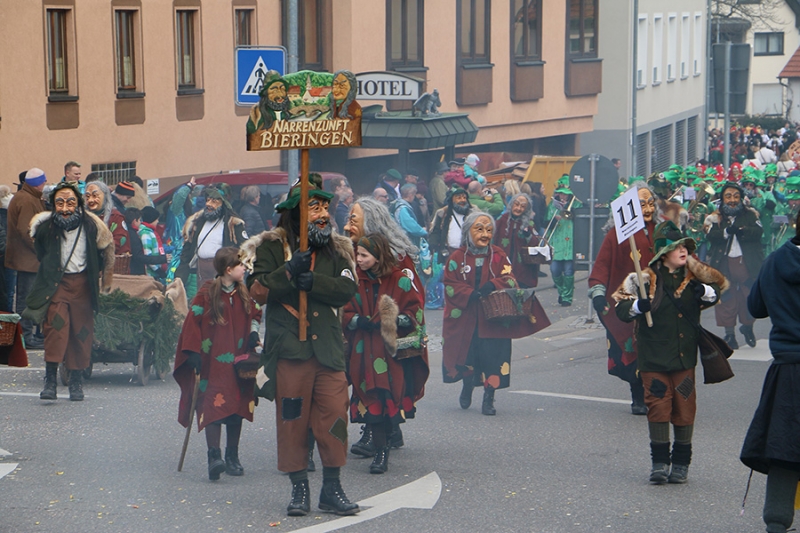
top-left (43, 272), bottom-right (94, 370)
top-left (275, 357), bottom-right (349, 473)
top-left (715, 256), bottom-right (754, 327)
top-left (642, 368), bottom-right (697, 426)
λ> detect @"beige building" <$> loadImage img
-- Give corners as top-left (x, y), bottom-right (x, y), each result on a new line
top-left (0, 1), bottom-right (601, 192)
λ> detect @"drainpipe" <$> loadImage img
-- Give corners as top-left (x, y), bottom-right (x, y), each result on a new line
top-left (631, 0), bottom-right (639, 176)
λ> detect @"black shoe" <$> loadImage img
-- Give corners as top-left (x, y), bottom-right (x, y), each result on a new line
top-left (369, 446), bottom-right (390, 474)
top-left (724, 334), bottom-right (739, 350)
top-left (557, 295), bottom-right (563, 305)
top-left (560, 301), bottom-right (572, 307)
top-left (225, 447), bottom-right (244, 476)
top-left (739, 325), bottom-right (756, 348)
top-left (68, 371), bottom-right (84, 402)
top-left (668, 442), bottom-right (692, 484)
top-left (650, 463), bottom-right (670, 484)
top-left (389, 427), bottom-right (404, 449)
top-left (319, 479), bottom-right (359, 515)
top-left (207, 447), bottom-right (226, 481)
top-left (459, 377), bottom-right (475, 409)
top-left (668, 464), bottom-right (689, 484)
top-left (630, 382), bottom-right (647, 415)
top-left (649, 442), bottom-right (671, 484)
top-left (40, 362), bottom-right (58, 400)
top-left (350, 425), bottom-right (375, 457)
top-left (481, 388), bottom-right (496, 416)
top-left (538, 271), bottom-right (548, 278)
top-left (25, 335), bottom-right (44, 349)
top-left (287, 479), bottom-right (310, 516)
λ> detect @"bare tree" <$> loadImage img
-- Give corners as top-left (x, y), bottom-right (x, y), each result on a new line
top-left (713, 0), bottom-right (785, 32)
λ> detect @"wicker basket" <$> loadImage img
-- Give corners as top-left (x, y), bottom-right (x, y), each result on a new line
top-left (395, 333), bottom-right (427, 360)
top-left (0, 320), bottom-right (17, 347)
top-left (114, 254), bottom-right (132, 275)
top-left (480, 290), bottom-right (533, 321)
top-left (234, 352), bottom-right (261, 379)
top-left (521, 244), bottom-right (553, 265)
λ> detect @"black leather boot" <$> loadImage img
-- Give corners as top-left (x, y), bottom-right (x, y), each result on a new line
top-left (319, 478), bottom-right (359, 515)
top-left (68, 369), bottom-right (84, 401)
top-left (207, 447), bottom-right (226, 481)
top-left (630, 381), bottom-right (647, 415)
top-left (287, 479), bottom-right (310, 516)
top-left (481, 387), bottom-right (496, 416)
top-left (459, 376), bottom-right (475, 409)
top-left (388, 426), bottom-right (404, 449)
top-left (307, 431), bottom-right (316, 472)
top-left (724, 333), bottom-right (739, 350)
top-left (40, 362), bottom-right (58, 400)
top-left (739, 325), bottom-right (756, 348)
top-left (369, 446), bottom-right (390, 474)
top-left (225, 447), bottom-right (244, 476)
top-left (350, 425), bottom-right (375, 457)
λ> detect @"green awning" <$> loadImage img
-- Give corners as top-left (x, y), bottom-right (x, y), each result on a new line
top-left (360, 112), bottom-right (479, 150)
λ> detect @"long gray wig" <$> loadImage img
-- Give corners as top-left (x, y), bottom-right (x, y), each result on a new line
top-left (353, 197), bottom-right (418, 261)
top-left (84, 180), bottom-right (114, 225)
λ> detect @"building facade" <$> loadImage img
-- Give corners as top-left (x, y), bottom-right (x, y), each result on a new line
top-left (0, 1), bottom-right (601, 192)
top-left (581, 0), bottom-right (707, 178)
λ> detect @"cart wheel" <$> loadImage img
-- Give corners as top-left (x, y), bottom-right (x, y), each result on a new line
top-left (59, 362), bottom-right (69, 386)
top-left (137, 343), bottom-right (151, 386)
top-left (83, 363), bottom-right (93, 380)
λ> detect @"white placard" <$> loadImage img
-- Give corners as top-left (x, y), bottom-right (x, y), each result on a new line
top-left (146, 179), bottom-right (159, 195)
top-left (611, 186), bottom-right (645, 243)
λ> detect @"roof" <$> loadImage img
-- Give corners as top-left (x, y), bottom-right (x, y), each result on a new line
top-left (780, 45), bottom-right (800, 78)
top-left (360, 112), bottom-right (479, 150)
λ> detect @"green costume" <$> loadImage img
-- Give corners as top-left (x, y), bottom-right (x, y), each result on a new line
top-left (468, 192), bottom-right (504, 218)
top-left (545, 186), bottom-right (582, 304)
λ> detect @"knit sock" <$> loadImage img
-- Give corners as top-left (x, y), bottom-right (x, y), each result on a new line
top-left (322, 466), bottom-right (340, 481)
top-left (289, 469), bottom-right (308, 484)
top-left (648, 422), bottom-right (670, 444)
top-left (673, 424), bottom-right (694, 445)
top-left (725, 326), bottom-right (735, 336)
top-left (764, 465), bottom-right (800, 533)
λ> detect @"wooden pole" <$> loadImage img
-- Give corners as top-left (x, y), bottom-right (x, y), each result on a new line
top-left (298, 149), bottom-right (310, 342)
top-left (628, 236), bottom-right (653, 328)
top-left (178, 373), bottom-right (201, 472)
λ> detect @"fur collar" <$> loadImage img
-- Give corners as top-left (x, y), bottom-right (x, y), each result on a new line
top-left (612, 256), bottom-right (729, 303)
top-left (703, 206), bottom-right (760, 233)
top-left (239, 227), bottom-right (356, 273)
top-left (182, 211), bottom-right (245, 242)
top-left (29, 210), bottom-right (113, 250)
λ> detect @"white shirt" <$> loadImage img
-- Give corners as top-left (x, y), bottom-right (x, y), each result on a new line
top-left (196, 218), bottom-right (224, 260)
top-left (725, 217), bottom-right (743, 258)
top-left (447, 213), bottom-right (465, 248)
top-left (61, 225), bottom-right (88, 274)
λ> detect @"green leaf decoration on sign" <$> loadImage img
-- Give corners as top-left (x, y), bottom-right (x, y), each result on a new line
top-left (448, 260), bottom-right (457, 272)
top-left (445, 285), bottom-right (455, 297)
top-left (398, 276), bottom-right (412, 292)
top-left (199, 379), bottom-right (208, 392)
top-left (355, 293), bottom-right (362, 306)
top-left (373, 358), bottom-right (388, 374)
top-left (237, 338), bottom-right (244, 349)
top-left (192, 305), bottom-right (204, 316)
top-left (216, 352), bottom-right (235, 364)
top-left (356, 339), bottom-right (364, 354)
top-left (415, 308), bottom-right (424, 324)
top-left (624, 337), bottom-right (634, 353)
top-left (201, 338), bottom-right (212, 353)
top-left (501, 238), bottom-right (510, 248)
top-left (451, 308), bottom-right (462, 319)
top-left (508, 278), bottom-right (516, 288)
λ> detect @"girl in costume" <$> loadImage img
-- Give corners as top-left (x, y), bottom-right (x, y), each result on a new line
top-left (343, 233), bottom-right (429, 474)
top-left (173, 247), bottom-right (261, 481)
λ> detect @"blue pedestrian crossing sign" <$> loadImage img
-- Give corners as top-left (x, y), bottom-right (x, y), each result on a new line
top-left (235, 47), bottom-right (286, 106)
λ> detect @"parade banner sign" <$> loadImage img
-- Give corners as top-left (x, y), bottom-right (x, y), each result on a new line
top-left (246, 69), bottom-right (362, 151)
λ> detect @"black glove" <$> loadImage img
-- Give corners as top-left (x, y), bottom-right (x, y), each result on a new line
top-left (479, 282), bottom-right (495, 298)
top-left (468, 290), bottom-right (481, 304)
top-left (732, 226), bottom-right (745, 237)
top-left (186, 352), bottom-right (201, 374)
top-left (592, 295), bottom-right (607, 314)
top-left (285, 250), bottom-right (312, 279)
top-left (356, 316), bottom-right (373, 330)
top-left (248, 331), bottom-right (261, 351)
top-left (765, 199), bottom-right (776, 211)
top-left (637, 298), bottom-right (652, 314)
top-left (689, 279), bottom-right (706, 301)
top-left (295, 272), bottom-right (313, 292)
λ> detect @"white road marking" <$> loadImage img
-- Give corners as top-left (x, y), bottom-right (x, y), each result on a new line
top-left (0, 448), bottom-right (10, 456)
top-left (510, 390), bottom-right (630, 405)
top-left (0, 463), bottom-right (18, 480)
top-left (729, 345), bottom-right (773, 362)
top-left (0, 392), bottom-right (43, 398)
top-left (287, 471), bottom-right (441, 533)
top-left (0, 366), bottom-right (44, 371)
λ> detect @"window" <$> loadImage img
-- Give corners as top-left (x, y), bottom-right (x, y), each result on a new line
top-left (652, 14), bottom-right (663, 84)
top-left (460, 0), bottom-right (491, 63)
top-left (387, 0), bottom-right (424, 69)
top-left (754, 32), bottom-right (784, 56)
top-left (681, 13), bottom-right (690, 78)
top-left (300, 0), bottom-right (323, 70)
top-left (235, 8), bottom-right (254, 47)
top-left (667, 14), bottom-right (677, 81)
top-left (46, 9), bottom-right (70, 94)
top-left (91, 161), bottom-right (137, 187)
top-left (636, 15), bottom-right (647, 87)
top-left (568, 0), bottom-right (597, 57)
top-left (652, 124), bottom-right (673, 173)
top-left (513, 0), bottom-right (541, 60)
top-left (693, 12), bottom-right (702, 75)
top-left (176, 10), bottom-right (199, 89)
top-left (115, 10), bottom-right (137, 91)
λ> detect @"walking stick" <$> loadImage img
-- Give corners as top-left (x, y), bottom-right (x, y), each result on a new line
top-left (178, 373), bottom-right (201, 472)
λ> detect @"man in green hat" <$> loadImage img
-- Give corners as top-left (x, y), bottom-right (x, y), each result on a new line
top-left (546, 177), bottom-right (582, 306)
top-left (771, 176), bottom-right (800, 250)
top-left (744, 170), bottom-right (778, 253)
top-left (176, 183), bottom-right (247, 293)
top-left (242, 173), bottom-right (360, 517)
top-left (614, 220), bottom-right (725, 485)
top-left (705, 181), bottom-right (764, 349)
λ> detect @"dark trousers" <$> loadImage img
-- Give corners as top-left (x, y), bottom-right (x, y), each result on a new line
top-left (15, 271), bottom-right (36, 338)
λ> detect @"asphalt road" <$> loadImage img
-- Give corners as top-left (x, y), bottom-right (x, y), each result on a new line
top-left (0, 270), bottom-right (780, 533)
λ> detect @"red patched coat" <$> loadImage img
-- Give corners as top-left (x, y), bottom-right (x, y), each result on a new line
top-left (442, 245), bottom-right (550, 383)
top-left (109, 208), bottom-right (131, 256)
top-left (343, 266), bottom-right (429, 423)
top-left (494, 212), bottom-right (541, 288)
top-left (588, 221), bottom-right (655, 378)
top-left (174, 282), bottom-right (260, 430)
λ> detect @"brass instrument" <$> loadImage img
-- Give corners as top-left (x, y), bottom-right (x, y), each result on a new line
top-left (688, 183), bottom-right (716, 213)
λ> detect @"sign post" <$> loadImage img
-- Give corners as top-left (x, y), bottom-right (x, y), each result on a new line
top-left (610, 187), bottom-right (653, 328)
top-left (246, 69), bottom-right (362, 341)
